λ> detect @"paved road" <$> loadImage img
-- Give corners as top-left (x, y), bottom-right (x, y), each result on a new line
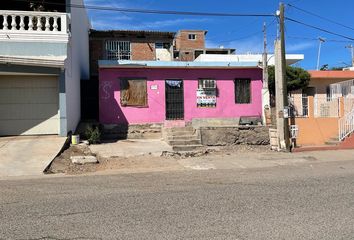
top-left (1, 159), bottom-right (354, 239)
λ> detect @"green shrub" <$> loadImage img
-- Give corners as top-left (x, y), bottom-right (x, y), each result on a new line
top-left (85, 125), bottom-right (101, 144)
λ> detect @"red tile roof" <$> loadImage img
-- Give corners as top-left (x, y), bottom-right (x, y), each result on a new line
top-left (309, 70), bottom-right (354, 79)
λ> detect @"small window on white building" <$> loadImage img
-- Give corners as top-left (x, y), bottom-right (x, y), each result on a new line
top-left (105, 41), bottom-right (131, 60)
top-left (155, 42), bottom-right (171, 49)
top-left (188, 34), bottom-right (196, 40)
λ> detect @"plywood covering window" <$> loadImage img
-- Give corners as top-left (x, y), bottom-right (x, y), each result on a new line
top-left (120, 78), bottom-right (147, 107)
top-left (234, 79), bottom-right (251, 104)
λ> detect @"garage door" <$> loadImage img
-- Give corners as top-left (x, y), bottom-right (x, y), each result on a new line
top-left (0, 75), bottom-right (59, 136)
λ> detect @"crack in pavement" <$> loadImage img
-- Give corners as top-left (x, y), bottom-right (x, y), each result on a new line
top-left (0, 140), bottom-right (10, 150)
top-left (38, 210), bottom-right (94, 218)
top-left (23, 237), bottom-right (102, 240)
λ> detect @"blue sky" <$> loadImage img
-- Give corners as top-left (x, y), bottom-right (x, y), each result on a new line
top-left (85, 0), bottom-right (354, 70)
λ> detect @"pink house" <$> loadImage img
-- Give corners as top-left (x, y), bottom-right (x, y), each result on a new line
top-left (99, 60), bottom-right (263, 126)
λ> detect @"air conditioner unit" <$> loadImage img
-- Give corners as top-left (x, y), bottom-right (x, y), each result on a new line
top-left (202, 79), bottom-right (216, 89)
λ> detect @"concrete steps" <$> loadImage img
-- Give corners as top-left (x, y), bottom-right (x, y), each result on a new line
top-left (325, 140), bottom-right (340, 146)
top-left (164, 126), bottom-right (203, 152)
top-left (172, 145), bottom-right (204, 152)
top-left (168, 139), bottom-right (201, 146)
top-left (167, 135), bottom-right (199, 140)
top-left (167, 126), bottom-right (195, 132)
top-left (325, 136), bottom-right (340, 146)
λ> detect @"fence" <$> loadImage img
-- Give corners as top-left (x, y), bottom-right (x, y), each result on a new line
top-left (344, 97), bottom-right (354, 115)
top-left (314, 95), bottom-right (340, 117)
top-left (0, 10), bottom-right (68, 34)
top-left (339, 108), bottom-right (354, 141)
top-left (329, 78), bottom-right (354, 99)
top-left (289, 93), bottom-right (309, 117)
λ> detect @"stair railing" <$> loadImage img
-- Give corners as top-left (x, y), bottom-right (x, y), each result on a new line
top-left (339, 108), bottom-right (354, 141)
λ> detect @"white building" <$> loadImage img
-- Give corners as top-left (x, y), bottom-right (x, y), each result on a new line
top-left (195, 53), bottom-right (304, 66)
top-left (0, 0), bottom-right (90, 136)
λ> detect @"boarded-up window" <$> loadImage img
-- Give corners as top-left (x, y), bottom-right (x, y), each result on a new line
top-left (120, 78), bottom-right (147, 107)
top-left (234, 79), bottom-right (251, 104)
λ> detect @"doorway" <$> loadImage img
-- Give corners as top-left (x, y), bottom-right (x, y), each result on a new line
top-left (165, 80), bottom-right (184, 120)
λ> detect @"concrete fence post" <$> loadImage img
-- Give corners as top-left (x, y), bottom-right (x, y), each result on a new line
top-left (308, 96), bottom-right (314, 119)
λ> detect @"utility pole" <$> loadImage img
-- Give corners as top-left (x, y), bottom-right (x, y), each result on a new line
top-left (345, 44), bottom-right (354, 67)
top-left (316, 37), bottom-right (325, 70)
top-left (262, 22), bottom-right (270, 125)
top-left (275, 2), bottom-right (290, 151)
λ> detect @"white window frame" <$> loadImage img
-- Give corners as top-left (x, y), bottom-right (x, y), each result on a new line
top-left (188, 34), bottom-right (197, 40)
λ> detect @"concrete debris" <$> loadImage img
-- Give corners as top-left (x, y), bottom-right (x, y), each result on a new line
top-left (71, 156), bottom-right (98, 165)
top-left (161, 149), bottom-right (211, 158)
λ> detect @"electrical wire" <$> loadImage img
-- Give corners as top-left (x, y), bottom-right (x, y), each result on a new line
top-left (286, 17), bottom-right (354, 41)
top-left (12, 0), bottom-right (274, 17)
top-left (287, 3), bottom-right (354, 32)
top-left (287, 36), bottom-right (354, 43)
top-left (216, 18), bottom-right (277, 44)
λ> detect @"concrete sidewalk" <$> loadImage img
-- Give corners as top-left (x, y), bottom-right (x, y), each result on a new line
top-left (0, 136), bottom-right (66, 177)
top-left (178, 150), bottom-right (352, 171)
top-left (87, 139), bottom-right (354, 174)
top-left (89, 139), bottom-right (173, 158)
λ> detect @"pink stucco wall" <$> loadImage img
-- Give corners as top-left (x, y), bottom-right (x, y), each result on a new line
top-left (99, 68), bottom-right (263, 124)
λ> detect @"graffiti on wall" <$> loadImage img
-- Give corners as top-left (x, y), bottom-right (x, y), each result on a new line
top-left (100, 81), bottom-right (113, 100)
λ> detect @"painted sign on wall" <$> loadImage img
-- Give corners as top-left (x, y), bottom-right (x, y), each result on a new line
top-left (197, 89), bottom-right (217, 107)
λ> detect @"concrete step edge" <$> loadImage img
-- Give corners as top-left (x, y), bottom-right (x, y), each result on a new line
top-left (168, 140), bottom-right (202, 146)
top-left (172, 145), bottom-right (204, 151)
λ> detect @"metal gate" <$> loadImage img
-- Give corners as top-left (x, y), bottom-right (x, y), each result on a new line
top-left (165, 80), bottom-right (184, 120)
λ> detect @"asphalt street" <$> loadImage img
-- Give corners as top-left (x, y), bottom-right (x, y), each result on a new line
top-left (1, 159), bottom-right (354, 239)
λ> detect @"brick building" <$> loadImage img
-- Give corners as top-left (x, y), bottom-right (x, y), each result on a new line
top-left (174, 30), bottom-right (235, 61)
top-left (89, 30), bottom-right (236, 77)
top-left (89, 30), bottom-right (175, 78)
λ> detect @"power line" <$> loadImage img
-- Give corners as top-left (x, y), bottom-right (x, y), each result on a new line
top-left (287, 36), bottom-right (354, 43)
top-left (286, 17), bottom-right (354, 41)
top-left (216, 18), bottom-right (277, 44)
top-left (12, 0), bottom-right (274, 17)
top-left (287, 3), bottom-right (354, 32)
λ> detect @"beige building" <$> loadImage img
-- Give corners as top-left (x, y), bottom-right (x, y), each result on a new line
top-left (290, 71), bottom-right (354, 146)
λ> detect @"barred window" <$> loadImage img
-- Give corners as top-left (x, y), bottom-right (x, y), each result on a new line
top-left (120, 78), bottom-right (147, 107)
top-left (198, 79), bottom-right (216, 89)
top-left (234, 79), bottom-right (251, 104)
top-left (105, 41), bottom-right (131, 60)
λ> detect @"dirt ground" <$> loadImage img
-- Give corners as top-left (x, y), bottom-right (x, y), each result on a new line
top-left (47, 143), bottom-right (272, 175)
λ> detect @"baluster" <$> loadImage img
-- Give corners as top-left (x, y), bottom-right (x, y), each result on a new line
top-left (3, 14), bottom-right (8, 30)
top-left (37, 16), bottom-right (43, 31)
top-left (11, 15), bottom-right (16, 30)
top-left (53, 16), bottom-right (58, 31)
top-left (28, 16), bottom-right (33, 31)
top-left (45, 16), bottom-right (50, 31)
top-left (19, 15), bottom-right (25, 30)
